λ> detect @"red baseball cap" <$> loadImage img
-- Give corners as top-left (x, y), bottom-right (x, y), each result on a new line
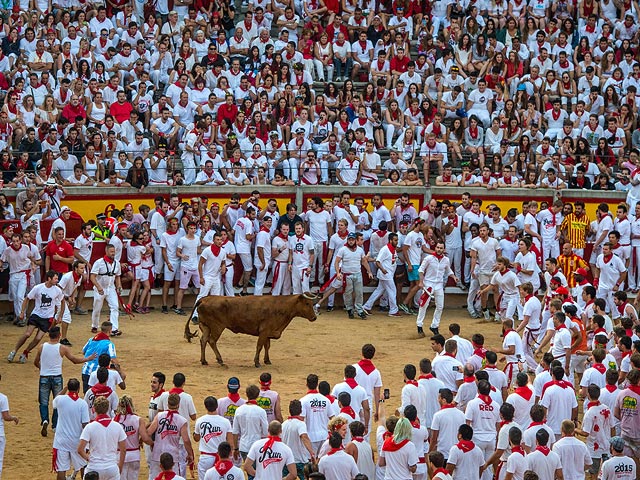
top-left (574, 267), bottom-right (588, 277)
top-left (555, 286), bottom-right (570, 296)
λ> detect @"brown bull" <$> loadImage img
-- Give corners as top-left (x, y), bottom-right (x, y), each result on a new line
top-left (184, 294), bottom-right (317, 367)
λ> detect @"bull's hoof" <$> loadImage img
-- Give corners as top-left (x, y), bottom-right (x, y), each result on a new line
top-left (264, 359), bottom-right (272, 365)
top-left (217, 359), bottom-right (225, 366)
top-left (201, 360), bottom-right (208, 365)
top-left (255, 362), bottom-right (261, 368)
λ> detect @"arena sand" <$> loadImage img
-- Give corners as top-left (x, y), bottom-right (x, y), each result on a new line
top-left (0, 295), bottom-right (507, 479)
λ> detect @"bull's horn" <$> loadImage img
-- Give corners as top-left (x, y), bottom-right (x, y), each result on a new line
top-left (302, 292), bottom-right (318, 300)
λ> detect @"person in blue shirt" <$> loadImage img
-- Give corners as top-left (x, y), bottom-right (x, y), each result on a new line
top-left (81, 321), bottom-right (119, 393)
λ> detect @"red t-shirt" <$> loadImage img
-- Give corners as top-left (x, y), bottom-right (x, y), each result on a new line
top-left (45, 240), bottom-right (74, 274)
top-left (109, 101), bottom-right (134, 124)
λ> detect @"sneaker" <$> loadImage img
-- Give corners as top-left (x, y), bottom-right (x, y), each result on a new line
top-left (7, 351), bottom-right (15, 363)
top-left (379, 305), bottom-right (390, 312)
top-left (456, 283), bottom-right (467, 290)
top-left (362, 308), bottom-right (372, 316)
top-left (358, 312), bottom-right (367, 319)
top-left (313, 304), bottom-right (320, 316)
top-left (174, 308), bottom-right (186, 315)
top-left (191, 316), bottom-right (199, 325)
top-left (483, 309), bottom-right (491, 321)
top-left (91, 327), bottom-right (98, 334)
top-left (60, 338), bottom-right (72, 346)
top-left (327, 306), bottom-right (334, 312)
top-left (389, 312), bottom-right (402, 317)
top-left (348, 310), bottom-right (354, 319)
top-left (429, 327), bottom-right (440, 335)
top-left (17, 320), bottom-right (26, 327)
top-left (19, 353), bottom-right (27, 364)
top-left (171, 306), bottom-right (180, 314)
top-left (111, 330), bottom-right (122, 337)
top-left (161, 305), bottom-right (168, 314)
top-left (417, 327), bottom-right (425, 337)
top-left (399, 303), bottom-right (410, 314)
top-left (73, 308), bottom-right (88, 315)
top-left (41, 420), bottom-right (49, 437)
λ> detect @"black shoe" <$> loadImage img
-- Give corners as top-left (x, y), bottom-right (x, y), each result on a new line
top-left (60, 338), bottom-right (72, 346)
top-left (162, 305), bottom-right (168, 314)
top-left (327, 306), bottom-right (334, 312)
top-left (348, 310), bottom-right (354, 319)
top-left (429, 327), bottom-right (439, 335)
top-left (358, 312), bottom-right (367, 319)
top-left (417, 327), bottom-right (426, 337)
top-left (379, 305), bottom-right (390, 312)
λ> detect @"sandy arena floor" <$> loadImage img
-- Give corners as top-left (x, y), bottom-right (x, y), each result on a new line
top-left (0, 295), bottom-right (505, 479)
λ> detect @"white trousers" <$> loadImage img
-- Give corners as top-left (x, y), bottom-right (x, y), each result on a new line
top-left (271, 261), bottom-right (291, 295)
top-left (196, 276), bottom-right (223, 301)
top-left (254, 262), bottom-right (270, 296)
top-left (542, 239), bottom-right (560, 260)
top-left (313, 59), bottom-right (334, 81)
top-left (629, 246), bottom-right (640, 290)
top-left (364, 278), bottom-right (398, 314)
top-left (198, 453), bottom-right (217, 480)
top-left (153, 241), bottom-right (164, 276)
top-left (86, 464), bottom-right (120, 480)
top-left (121, 461), bottom-right (140, 480)
top-left (416, 287), bottom-right (444, 328)
top-left (283, 157), bottom-right (300, 183)
top-left (292, 265), bottom-right (310, 294)
top-left (597, 286), bottom-right (617, 318)
top-left (91, 287), bottom-right (119, 330)
top-left (8, 271), bottom-right (28, 316)
top-left (311, 241), bottom-right (327, 285)
top-left (223, 265), bottom-right (235, 296)
top-left (499, 293), bottom-right (520, 321)
top-left (448, 247), bottom-right (462, 283)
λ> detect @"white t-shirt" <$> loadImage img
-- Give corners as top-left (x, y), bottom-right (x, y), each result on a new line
top-left (431, 407), bottom-right (466, 457)
top-left (599, 455), bottom-right (636, 480)
top-left (194, 413), bottom-right (231, 454)
top-left (232, 403), bottom-right (268, 452)
top-left (379, 441), bottom-right (419, 480)
top-left (432, 354), bottom-right (463, 393)
top-left (52, 393), bottom-right (90, 451)
top-left (177, 235), bottom-right (200, 271)
top-left (470, 237), bottom-right (500, 274)
top-left (79, 419), bottom-right (127, 471)
top-left (28, 283), bottom-right (64, 318)
top-left (300, 392), bottom-right (334, 443)
top-left (318, 449), bottom-right (359, 480)
top-left (403, 230), bottom-right (424, 265)
top-left (446, 442), bottom-right (485, 479)
top-left (539, 384), bottom-right (578, 434)
top-left (525, 449), bottom-right (562, 480)
top-left (465, 397), bottom-right (500, 442)
top-left (331, 382), bottom-right (368, 419)
top-left (307, 209), bottom-right (332, 242)
top-left (551, 436), bottom-right (592, 480)
top-left (281, 417), bottom-right (311, 463)
top-left (247, 438), bottom-right (295, 480)
top-left (88, 369), bottom-right (123, 392)
top-left (234, 217), bottom-right (255, 254)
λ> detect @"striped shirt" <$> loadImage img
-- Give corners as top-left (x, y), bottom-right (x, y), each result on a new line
top-left (557, 253), bottom-right (588, 288)
top-left (560, 213), bottom-right (591, 249)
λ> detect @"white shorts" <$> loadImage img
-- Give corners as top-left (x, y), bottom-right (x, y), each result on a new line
top-left (179, 268), bottom-right (199, 289)
top-left (53, 447), bottom-right (87, 473)
top-left (164, 261), bottom-right (181, 281)
top-left (239, 253), bottom-right (253, 271)
top-left (132, 265), bottom-right (145, 281)
top-left (477, 272), bottom-right (493, 287)
top-left (571, 354), bottom-right (588, 374)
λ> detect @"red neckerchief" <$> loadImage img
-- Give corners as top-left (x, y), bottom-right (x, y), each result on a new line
top-left (456, 440), bottom-right (475, 452)
top-left (154, 471), bottom-right (177, 480)
top-left (247, 399), bottom-right (258, 405)
top-left (151, 389), bottom-right (165, 400)
top-left (419, 374), bottom-right (433, 380)
top-left (358, 359), bottom-right (376, 375)
top-left (514, 386), bottom-right (533, 401)
top-left (213, 460), bottom-right (234, 477)
top-left (93, 332), bottom-right (110, 341)
top-left (433, 468), bottom-right (449, 477)
top-left (169, 387), bottom-right (184, 395)
top-left (592, 363), bottom-right (606, 374)
top-left (463, 376), bottom-right (475, 383)
top-left (605, 384), bottom-right (618, 393)
top-left (406, 379), bottom-right (418, 387)
top-left (95, 413), bottom-right (112, 427)
top-left (441, 403), bottom-right (455, 410)
top-left (9, 243), bottom-right (21, 252)
top-left (473, 346), bottom-right (486, 358)
top-left (528, 421), bottom-right (544, 428)
top-left (68, 391), bottom-right (80, 401)
top-left (478, 394), bottom-right (492, 406)
top-left (469, 125), bottom-right (478, 139)
top-left (211, 244), bottom-right (222, 256)
top-left (227, 392), bottom-right (240, 402)
top-left (587, 400), bottom-right (601, 409)
top-left (340, 406), bottom-right (356, 418)
top-left (327, 446), bottom-right (343, 455)
top-left (260, 380), bottom-right (271, 390)
top-left (155, 207), bottom-right (166, 218)
top-left (345, 378), bottom-right (358, 388)
top-left (555, 323), bottom-right (567, 331)
top-left (91, 383), bottom-right (113, 399)
top-left (263, 435), bottom-right (281, 450)
top-left (536, 445), bottom-right (551, 456)
top-left (512, 445), bottom-right (525, 455)
top-left (382, 437), bottom-right (410, 452)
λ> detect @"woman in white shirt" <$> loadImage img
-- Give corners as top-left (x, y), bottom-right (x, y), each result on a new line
top-left (378, 417), bottom-right (418, 480)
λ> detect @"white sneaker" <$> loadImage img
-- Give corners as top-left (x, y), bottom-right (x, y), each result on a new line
top-left (7, 351), bottom-right (15, 363)
top-left (19, 353), bottom-right (27, 364)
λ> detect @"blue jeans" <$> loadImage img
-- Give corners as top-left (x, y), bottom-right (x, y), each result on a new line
top-left (39, 375), bottom-right (63, 427)
top-left (333, 57), bottom-right (352, 79)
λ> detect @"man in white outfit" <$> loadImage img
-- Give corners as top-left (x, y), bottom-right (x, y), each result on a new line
top-left (363, 233), bottom-right (401, 317)
top-left (416, 241), bottom-right (459, 337)
top-left (89, 245), bottom-right (122, 337)
top-left (193, 232), bottom-right (227, 323)
top-left (253, 217), bottom-right (273, 296)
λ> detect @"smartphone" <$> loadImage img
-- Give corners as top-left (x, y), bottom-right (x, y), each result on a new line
top-left (383, 388), bottom-right (390, 399)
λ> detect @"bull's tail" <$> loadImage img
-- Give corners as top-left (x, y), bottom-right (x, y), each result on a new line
top-left (184, 299), bottom-right (202, 342)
